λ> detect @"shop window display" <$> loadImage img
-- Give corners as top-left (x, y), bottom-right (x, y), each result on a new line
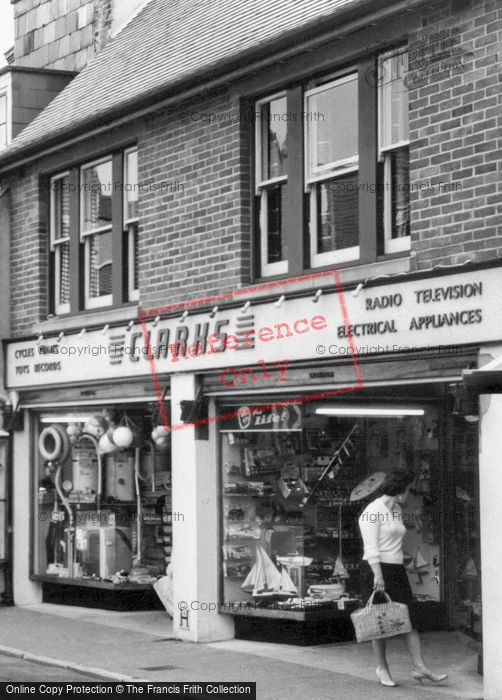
top-left (448, 416), bottom-right (481, 640)
top-left (35, 406), bottom-right (172, 591)
top-left (219, 402), bottom-right (443, 624)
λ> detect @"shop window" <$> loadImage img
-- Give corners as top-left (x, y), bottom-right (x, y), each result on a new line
top-left (34, 406), bottom-right (172, 591)
top-left (219, 402), bottom-right (443, 634)
top-left (448, 416), bottom-right (481, 640)
top-left (253, 47), bottom-right (409, 278)
top-left (49, 147), bottom-right (138, 314)
top-left (0, 441), bottom-right (7, 563)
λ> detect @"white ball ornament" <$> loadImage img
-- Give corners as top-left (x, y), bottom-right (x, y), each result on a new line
top-left (113, 426), bottom-right (134, 448)
top-left (85, 415), bottom-right (109, 438)
top-left (98, 432), bottom-right (118, 454)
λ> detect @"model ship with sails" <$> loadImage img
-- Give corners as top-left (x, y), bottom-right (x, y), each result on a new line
top-left (241, 546), bottom-right (297, 599)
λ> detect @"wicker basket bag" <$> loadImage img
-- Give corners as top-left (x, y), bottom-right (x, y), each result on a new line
top-left (351, 591), bottom-right (412, 643)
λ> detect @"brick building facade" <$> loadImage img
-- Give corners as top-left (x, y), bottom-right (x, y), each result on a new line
top-left (4, 0), bottom-right (502, 337)
top-left (1, 0), bottom-right (502, 696)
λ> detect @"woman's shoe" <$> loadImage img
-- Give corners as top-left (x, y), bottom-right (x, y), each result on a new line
top-left (411, 669), bottom-right (448, 684)
top-left (376, 666), bottom-right (397, 687)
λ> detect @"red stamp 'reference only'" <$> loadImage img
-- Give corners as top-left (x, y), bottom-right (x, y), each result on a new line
top-left (139, 269), bottom-right (363, 431)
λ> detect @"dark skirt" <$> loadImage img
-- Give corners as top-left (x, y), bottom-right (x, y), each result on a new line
top-left (360, 562), bottom-right (414, 610)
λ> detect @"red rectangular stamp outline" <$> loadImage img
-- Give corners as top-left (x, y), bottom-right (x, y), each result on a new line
top-left (139, 269), bottom-right (363, 431)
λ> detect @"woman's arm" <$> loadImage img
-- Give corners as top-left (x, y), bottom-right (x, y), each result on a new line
top-left (368, 561), bottom-right (385, 593)
top-left (358, 503), bottom-right (385, 592)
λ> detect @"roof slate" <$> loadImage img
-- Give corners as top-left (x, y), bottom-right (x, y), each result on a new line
top-left (0, 0), bottom-right (370, 163)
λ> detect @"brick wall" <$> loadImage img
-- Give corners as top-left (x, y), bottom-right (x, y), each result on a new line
top-left (7, 87), bottom-right (252, 335)
top-left (10, 172), bottom-right (48, 335)
top-left (409, 0), bottom-right (502, 269)
top-left (7, 0), bottom-right (502, 337)
top-left (137, 90), bottom-right (252, 311)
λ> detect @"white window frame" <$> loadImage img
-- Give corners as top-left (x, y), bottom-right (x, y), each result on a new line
top-left (80, 156), bottom-right (113, 309)
top-left (124, 147), bottom-right (139, 302)
top-left (255, 92), bottom-right (289, 277)
top-left (0, 88), bottom-right (10, 151)
top-left (305, 71), bottom-right (360, 267)
top-left (378, 48), bottom-right (410, 255)
top-left (50, 171), bottom-right (71, 315)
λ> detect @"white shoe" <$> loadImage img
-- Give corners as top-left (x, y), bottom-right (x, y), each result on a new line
top-left (376, 666), bottom-right (397, 687)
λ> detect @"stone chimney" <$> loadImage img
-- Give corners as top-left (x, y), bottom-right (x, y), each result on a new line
top-left (93, 0), bottom-right (112, 53)
top-left (11, 0), bottom-right (121, 72)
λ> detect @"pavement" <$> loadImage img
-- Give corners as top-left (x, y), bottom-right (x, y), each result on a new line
top-left (0, 603), bottom-right (484, 699)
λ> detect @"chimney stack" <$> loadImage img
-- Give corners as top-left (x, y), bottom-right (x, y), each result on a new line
top-left (11, 0), bottom-right (119, 72)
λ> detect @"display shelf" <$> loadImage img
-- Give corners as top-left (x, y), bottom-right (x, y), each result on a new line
top-left (221, 601), bottom-right (361, 621)
top-left (31, 574), bottom-right (155, 590)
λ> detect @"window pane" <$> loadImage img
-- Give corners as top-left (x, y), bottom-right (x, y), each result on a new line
top-left (260, 97), bottom-right (288, 181)
top-left (57, 241), bottom-right (70, 307)
top-left (379, 51), bottom-right (409, 150)
top-left (88, 230), bottom-right (113, 298)
top-left (316, 173), bottom-right (359, 253)
top-left (308, 75), bottom-right (358, 173)
top-left (125, 150), bottom-right (138, 221)
top-left (53, 176), bottom-right (70, 240)
top-left (259, 183), bottom-right (288, 264)
top-left (390, 146), bottom-right (410, 239)
top-left (129, 222), bottom-right (139, 293)
top-left (0, 94), bottom-right (6, 148)
top-left (82, 160), bottom-right (112, 232)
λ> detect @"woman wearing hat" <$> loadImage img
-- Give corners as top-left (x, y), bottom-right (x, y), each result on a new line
top-left (358, 467), bottom-right (448, 687)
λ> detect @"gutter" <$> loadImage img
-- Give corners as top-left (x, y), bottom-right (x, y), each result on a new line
top-left (0, 0), bottom-right (425, 172)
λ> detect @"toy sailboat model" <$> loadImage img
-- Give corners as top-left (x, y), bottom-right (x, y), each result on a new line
top-left (241, 546), bottom-right (297, 598)
top-left (406, 547), bottom-right (428, 571)
top-left (461, 557), bottom-right (479, 579)
top-left (333, 556), bottom-right (349, 580)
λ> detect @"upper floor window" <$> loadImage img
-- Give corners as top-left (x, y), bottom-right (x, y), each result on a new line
top-left (49, 147), bottom-right (138, 314)
top-left (50, 173), bottom-right (71, 315)
top-left (0, 93), bottom-right (7, 149)
top-left (254, 47), bottom-right (409, 278)
top-left (81, 157), bottom-right (113, 308)
top-left (378, 48), bottom-right (410, 253)
top-left (124, 148), bottom-right (139, 302)
top-left (255, 93), bottom-right (288, 276)
top-left (305, 72), bottom-right (359, 266)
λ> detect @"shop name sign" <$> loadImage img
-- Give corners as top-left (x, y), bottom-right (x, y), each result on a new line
top-left (6, 266), bottom-right (502, 389)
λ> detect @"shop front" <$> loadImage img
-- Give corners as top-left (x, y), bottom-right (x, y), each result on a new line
top-left (5, 336), bottom-right (173, 610)
top-left (4, 262), bottom-right (500, 649)
top-left (205, 356), bottom-right (481, 644)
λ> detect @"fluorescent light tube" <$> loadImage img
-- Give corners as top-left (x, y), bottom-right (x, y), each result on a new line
top-left (315, 407), bottom-right (425, 417)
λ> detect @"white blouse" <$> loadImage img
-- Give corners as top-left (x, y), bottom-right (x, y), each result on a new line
top-left (358, 497), bottom-right (407, 565)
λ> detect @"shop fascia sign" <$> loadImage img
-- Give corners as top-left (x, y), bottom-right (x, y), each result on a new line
top-left (6, 266), bottom-right (502, 389)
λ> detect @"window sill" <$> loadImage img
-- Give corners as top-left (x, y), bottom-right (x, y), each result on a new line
top-left (34, 304), bottom-right (139, 335)
top-left (252, 255), bottom-right (411, 300)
